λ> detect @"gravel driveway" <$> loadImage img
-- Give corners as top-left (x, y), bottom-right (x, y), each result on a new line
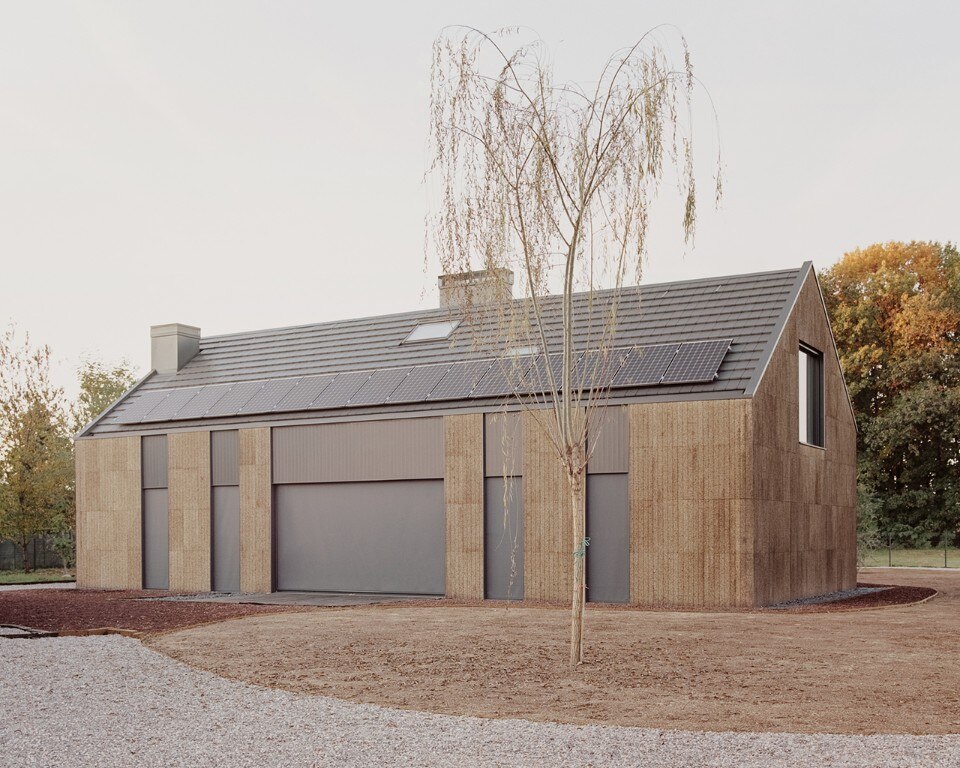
top-left (1, 636), bottom-right (958, 768)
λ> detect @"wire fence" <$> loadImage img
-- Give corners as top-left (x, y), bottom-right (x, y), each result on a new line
top-left (0, 536), bottom-right (63, 571)
top-left (861, 545), bottom-right (960, 569)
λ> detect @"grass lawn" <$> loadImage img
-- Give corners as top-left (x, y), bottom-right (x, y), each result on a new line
top-left (0, 568), bottom-right (75, 585)
top-left (862, 547), bottom-right (960, 568)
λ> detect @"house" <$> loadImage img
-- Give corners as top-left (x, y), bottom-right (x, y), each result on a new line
top-left (75, 262), bottom-right (857, 608)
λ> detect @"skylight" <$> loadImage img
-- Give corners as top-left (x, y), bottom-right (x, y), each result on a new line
top-left (506, 345), bottom-right (539, 357)
top-left (402, 320), bottom-right (460, 344)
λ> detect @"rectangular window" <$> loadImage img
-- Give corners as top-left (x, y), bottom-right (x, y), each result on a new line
top-left (799, 343), bottom-right (824, 447)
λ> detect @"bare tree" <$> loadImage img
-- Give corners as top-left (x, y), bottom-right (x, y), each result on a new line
top-left (427, 27), bottom-right (719, 665)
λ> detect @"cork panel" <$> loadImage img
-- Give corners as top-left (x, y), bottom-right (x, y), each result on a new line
top-left (444, 413), bottom-right (484, 599)
top-left (752, 271), bottom-right (858, 605)
top-left (75, 436), bottom-right (141, 589)
top-left (629, 399), bottom-right (754, 609)
top-left (240, 427), bottom-right (272, 593)
top-left (168, 431), bottom-right (212, 592)
top-left (522, 410), bottom-right (580, 603)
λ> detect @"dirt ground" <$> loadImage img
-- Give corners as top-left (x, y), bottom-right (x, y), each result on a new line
top-left (147, 569), bottom-right (960, 736)
top-left (0, 589), bottom-right (307, 634)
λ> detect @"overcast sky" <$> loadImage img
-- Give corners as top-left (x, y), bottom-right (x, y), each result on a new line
top-left (1, 1), bottom-right (957, 396)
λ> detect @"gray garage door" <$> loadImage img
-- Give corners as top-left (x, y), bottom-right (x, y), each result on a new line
top-left (142, 488), bottom-right (169, 590)
top-left (586, 474), bottom-right (629, 603)
top-left (275, 480), bottom-right (445, 595)
top-left (484, 477), bottom-right (524, 600)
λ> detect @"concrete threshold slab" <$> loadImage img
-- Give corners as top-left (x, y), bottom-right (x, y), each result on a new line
top-left (155, 591), bottom-right (441, 607)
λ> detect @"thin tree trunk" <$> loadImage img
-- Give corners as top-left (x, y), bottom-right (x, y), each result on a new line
top-left (19, 539), bottom-right (32, 573)
top-left (569, 469), bottom-right (586, 666)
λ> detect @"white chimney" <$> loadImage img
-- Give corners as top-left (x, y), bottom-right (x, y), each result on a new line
top-left (438, 268), bottom-right (514, 310)
top-left (150, 323), bottom-right (201, 374)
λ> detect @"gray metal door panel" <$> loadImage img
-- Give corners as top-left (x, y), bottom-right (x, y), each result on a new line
top-left (586, 474), bottom-right (629, 603)
top-left (484, 477), bottom-right (524, 600)
top-left (275, 480), bottom-right (445, 594)
top-left (142, 488), bottom-right (169, 590)
top-left (212, 485), bottom-right (240, 593)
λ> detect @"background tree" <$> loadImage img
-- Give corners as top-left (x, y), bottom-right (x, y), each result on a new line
top-left (72, 358), bottom-right (138, 434)
top-left (427, 27), bottom-right (719, 664)
top-left (821, 241), bottom-right (960, 545)
top-left (0, 329), bottom-right (73, 572)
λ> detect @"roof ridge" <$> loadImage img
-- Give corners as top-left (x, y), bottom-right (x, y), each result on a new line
top-left (201, 265), bottom-right (804, 343)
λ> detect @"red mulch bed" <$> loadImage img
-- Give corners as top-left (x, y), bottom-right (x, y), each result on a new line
top-left (777, 583), bottom-right (936, 613)
top-left (0, 589), bottom-right (308, 635)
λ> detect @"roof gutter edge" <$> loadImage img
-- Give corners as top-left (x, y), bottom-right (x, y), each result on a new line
top-left (75, 370), bottom-right (155, 440)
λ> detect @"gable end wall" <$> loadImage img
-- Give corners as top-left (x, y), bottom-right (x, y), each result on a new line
top-left (751, 271), bottom-right (858, 605)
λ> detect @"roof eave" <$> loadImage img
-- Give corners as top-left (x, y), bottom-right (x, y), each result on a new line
top-left (75, 370), bottom-right (155, 439)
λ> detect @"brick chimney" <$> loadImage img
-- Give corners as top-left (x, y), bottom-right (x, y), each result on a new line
top-left (438, 268), bottom-right (514, 310)
top-left (150, 323), bottom-right (201, 374)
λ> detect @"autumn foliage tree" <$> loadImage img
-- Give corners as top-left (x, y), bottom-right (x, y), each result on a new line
top-left (0, 329), bottom-right (73, 571)
top-left (821, 242), bottom-right (960, 544)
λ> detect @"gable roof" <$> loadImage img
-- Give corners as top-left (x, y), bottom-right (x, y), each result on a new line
top-left (81, 264), bottom-right (810, 436)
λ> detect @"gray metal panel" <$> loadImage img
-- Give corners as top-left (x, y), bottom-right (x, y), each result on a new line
top-left (586, 474), bottom-right (629, 603)
top-left (211, 430), bottom-right (239, 487)
top-left (347, 366), bottom-right (412, 406)
top-left (484, 477), bottom-right (523, 600)
top-left (587, 406), bottom-right (628, 474)
top-left (484, 411), bottom-right (522, 478)
top-left (172, 383), bottom-right (232, 420)
top-left (239, 377), bottom-right (300, 414)
top-left (274, 374), bottom-right (336, 412)
top-left (204, 381), bottom-right (263, 418)
top-left (142, 488), bottom-right (169, 590)
top-left (212, 485), bottom-right (240, 592)
top-left (308, 370), bottom-right (371, 409)
top-left (275, 480), bottom-right (445, 594)
top-left (141, 387), bottom-right (202, 422)
top-left (272, 418), bottom-right (444, 483)
top-left (141, 435), bottom-right (168, 489)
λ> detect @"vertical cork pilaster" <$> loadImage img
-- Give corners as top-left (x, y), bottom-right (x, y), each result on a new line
top-left (168, 430), bottom-right (212, 592)
top-left (76, 436), bottom-right (142, 589)
top-left (444, 413), bottom-right (485, 598)
top-left (523, 410), bottom-right (579, 602)
top-left (239, 427), bottom-right (272, 593)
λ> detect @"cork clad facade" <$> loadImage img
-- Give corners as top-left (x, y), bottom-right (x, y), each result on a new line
top-left (75, 263), bottom-right (857, 608)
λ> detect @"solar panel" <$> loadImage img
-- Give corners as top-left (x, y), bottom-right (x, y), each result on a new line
top-left (238, 378), bottom-right (300, 414)
top-left (611, 343), bottom-right (680, 387)
top-left (661, 338), bottom-right (732, 384)
top-left (274, 374), bottom-right (336, 412)
top-left (574, 349), bottom-right (624, 392)
top-left (523, 352), bottom-right (583, 394)
top-left (386, 363), bottom-right (451, 403)
top-left (113, 390), bottom-right (170, 424)
top-left (166, 383), bottom-right (232, 420)
top-left (348, 367), bottom-right (412, 406)
top-left (141, 387), bottom-right (202, 422)
top-left (469, 355), bottom-right (535, 399)
top-left (308, 370), bottom-right (372, 409)
top-left (427, 359), bottom-right (493, 401)
top-left (204, 381), bottom-right (265, 418)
